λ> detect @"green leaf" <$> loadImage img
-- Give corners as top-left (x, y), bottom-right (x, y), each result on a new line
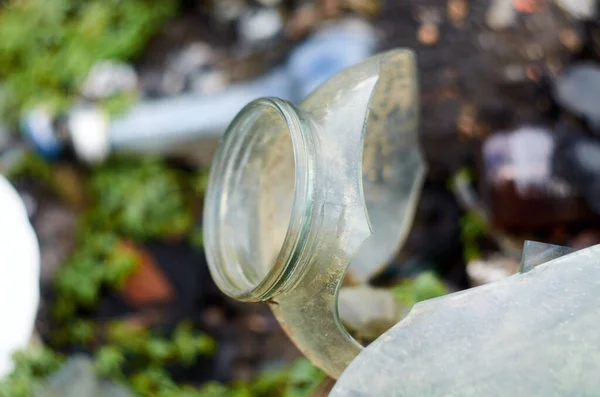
top-left (94, 345), bottom-right (125, 377)
top-left (391, 271), bottom-right (448, 307)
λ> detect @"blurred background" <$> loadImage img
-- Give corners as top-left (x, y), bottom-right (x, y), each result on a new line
top-left (0, 0), bottom-right (599, 396)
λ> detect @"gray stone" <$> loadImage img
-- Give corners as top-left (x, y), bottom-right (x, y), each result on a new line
top-left (34, 356), bottom-right (131, 397)
top-left (238, 8), bottom-right (283, 45)
top-left (81, 61), bottom-right (138, 100)
top-left (338, 286), bottom-right (402, 340)
top-left (554, 63), bottom-right (600, 132)
top-left (554, 0), bottom-right (597, 19)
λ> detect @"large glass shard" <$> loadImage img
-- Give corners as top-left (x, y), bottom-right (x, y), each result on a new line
top-left (331, 244), bottom-right (600, 397)
top-left (520, 240), bottom-right (576, 273)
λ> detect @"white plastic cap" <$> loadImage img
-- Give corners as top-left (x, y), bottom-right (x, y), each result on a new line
top-left (68, 107), bottom-right (110, 164)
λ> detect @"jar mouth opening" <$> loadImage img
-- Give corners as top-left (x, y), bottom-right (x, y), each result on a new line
top-left (203, 98), bottom-right (315, 301)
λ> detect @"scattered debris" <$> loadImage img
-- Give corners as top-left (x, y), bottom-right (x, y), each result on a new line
top-left (558, 28), bottom-right (583, 52)
top-left (189, 68), bottom-right (229, 94)
top-left (238, 7), bottom-right (284, 45)
top-left (80, 61), bottom-right (138, 100)
top-left (417, 23), bottom-right (440, 46)
top-left (211, 0), bottom-right (247, 24)
top-left (448, 0), bottom-right (469, 26)
top-left (486, 0), bottom-right (517, 29)
top-left (467, 254), bottom-right (520, 286)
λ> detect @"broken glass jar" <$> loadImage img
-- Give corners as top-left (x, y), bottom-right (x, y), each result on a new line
top-left (203, 50), bottom-right (426, 378)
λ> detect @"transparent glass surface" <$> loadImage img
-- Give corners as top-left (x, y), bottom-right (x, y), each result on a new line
top-left (332, 245), bottom-right (600, 396)
top-left (520, 240), bottom-right (576, 273)
top-left (219, 104), bottom-right (295, 290)
top-left (203, 50), bottom-right (425, 378)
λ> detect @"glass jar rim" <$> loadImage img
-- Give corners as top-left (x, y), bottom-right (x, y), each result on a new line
top-left (203, 98), bottom-right (316, 301)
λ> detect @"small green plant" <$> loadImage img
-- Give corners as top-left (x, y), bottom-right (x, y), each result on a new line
top-left (391, 271), bottom-right (449, 307)
top-left (86, 157), bottom-right (196, 240)
top-left (52, 233), bottom-right (138, 322)
top-left (0, 346), bottom-right (64, 397)
top-left (128, 358), bottom-right (325, 397)
top-left (460, 211), bottom-right (488, 262)
top-left (0, 0), bottom-right (176, 123)
top-left (7, 152), bottom-right (323, 396)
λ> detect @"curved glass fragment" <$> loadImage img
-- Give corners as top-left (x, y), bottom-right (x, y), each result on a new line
top-left (332, 244), bottom-right (600, 396)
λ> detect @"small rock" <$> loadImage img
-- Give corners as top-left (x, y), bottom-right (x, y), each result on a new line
top-left (35, 355), bottom-right (96, 397)
top-left (448, 0), bottom-right (469, 26)
top-left (558, 28), bottom-right (583, 52)
top-left (238, 7), bottom-right (283, 45)
top-left (161, 69), bottom-right (186, 96)
top-left (245, 313), bottom-right (268, 334)
top-left (284, 4), bottom-right (320, 39)
top-left (189, 68), bottom-right (228, 95)
top-left (202, 306), bottom-right (226, 328)
top-left (554, 63), bottom-right (600, 133)
top-left (486, 0), bottom-right (517, 29)
top-left (417, 23), bottom-right (440, 46)
top-left (161, 42), bottom-right (217, 95)
top-left (338, 286), bottom-right (402, 339)
top-left (80, 61), bottom-right (138, 100)
top-left (168, 42), bottom-right (214, 78)
top-left (35, 356), bottom-right (131, 397)
top-left (554, 0), bottom-right (597, 20)
top-left (212, 0), bottom-right (247, 24)
top-left (467, 254), bottom-right (520, 286)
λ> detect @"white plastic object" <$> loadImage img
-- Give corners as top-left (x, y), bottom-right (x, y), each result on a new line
top-left (0, 175), bottom-right (40, 378)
